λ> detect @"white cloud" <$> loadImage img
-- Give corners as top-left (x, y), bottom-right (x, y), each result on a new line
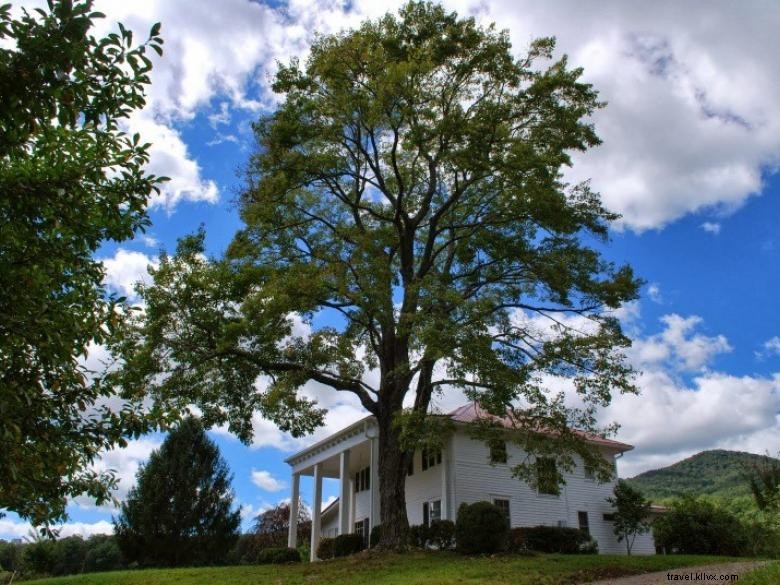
top-left (101, 248), bottom-right (158, 300)
top-left (629, 314), bottom-right (732, 372)
top-left (758, 336), bottom-right (780, 359)
top-left (647, 283), bottom-right (662, 303)
top-left (701, 221), bottom-right (721, 234)
top-left (0, 519), bottom-right (114, 540)
top-left (250, 469), bottom-right (286, 492)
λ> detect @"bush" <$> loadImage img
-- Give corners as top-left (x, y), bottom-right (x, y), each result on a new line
top-left (408, 524), bottom-right (430, 548)
top-left (511, 526), bottom-right (591, 554)
top-left (653, 496), bottom-right (749, 556)
top-left (316, 538), bottom-right (334, 560)
top-left (83, 538), bottom-right (123, 573)
top-left (455, 502), bottom-right (508, 554)
top-left (429, 520), bottom-right (455, 550)
top-left (332, 534), bottom-right (365, 557)
top-left (255, 547), bottom-right (301, 564)
top-left (370, 524), bottom-right (382, 548)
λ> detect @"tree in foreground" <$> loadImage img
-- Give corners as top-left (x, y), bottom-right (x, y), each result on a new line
top-left (745, 454), bottom-right (780, 517)
top-left (0, 0), bottom-right (164, 527)
top-left (606, 480), bottom-right (651, 555)
top-left (115, 1), bottom-right (640, 548)
top-left (114, 418), bottom-right (240, 566)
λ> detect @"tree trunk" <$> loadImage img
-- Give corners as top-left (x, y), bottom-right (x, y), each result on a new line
top-left (375, 405), bottom-right (411, 550)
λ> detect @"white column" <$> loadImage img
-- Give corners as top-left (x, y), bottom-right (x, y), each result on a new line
top-left (338, 450), bottom-right (351, 535)
top-left (310, 463), bottom-right (323, 561)
top-left (288, 472), bottom-right (300, 548)
top-left (369, 437), bottom-right (380, 535)
top-left (441, 443), bottom-right (449, 520)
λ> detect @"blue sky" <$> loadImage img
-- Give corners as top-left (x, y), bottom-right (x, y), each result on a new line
top-left (2, 0), bottom-right (780, 539)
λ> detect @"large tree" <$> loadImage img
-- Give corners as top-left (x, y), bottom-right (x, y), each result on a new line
top-left (115, 1), bottom-right (640, 548)
top-left (113, 417), bottom-right (241, 566)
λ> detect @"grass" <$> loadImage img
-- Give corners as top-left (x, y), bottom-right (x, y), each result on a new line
top-left (19, 552), bottom-right (747, 585)
top-left (740, 562), bottom-right (780, 584)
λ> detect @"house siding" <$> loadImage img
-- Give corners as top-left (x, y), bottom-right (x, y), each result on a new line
top-left (449, 428), bottom-right (656, 555)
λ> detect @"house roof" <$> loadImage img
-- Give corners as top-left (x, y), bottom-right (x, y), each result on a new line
top-left (447, 402), bottom-right (634, 452)
top-left (286, 402), bottom-right (633, 465)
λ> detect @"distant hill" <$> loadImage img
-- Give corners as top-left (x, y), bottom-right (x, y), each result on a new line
top-left (623, 449), bottom-right (779, 501)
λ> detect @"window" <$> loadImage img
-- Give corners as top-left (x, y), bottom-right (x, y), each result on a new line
top-left (354, 518), bottom-right (369, 548)
top-left (407, 454), bottom-right (414, 476)
top-left (355, 466), bottom-right (370, 492)
top-left (423, 499), bottom-right (442, 526)
top-left (421, 448), bottom-right (442, 471)
top-left (493, 498), bottom-right (511, 528)
top-left (603, 513), bottom-right (615, 522)
top-left (584, 464), bottom-right (595, 481)
top-left (536, 457), bottom-right (560, 496)
top-left (489, 441), bottom-right (508, 464)
top-left (578, 511), bottom-right (590, 536)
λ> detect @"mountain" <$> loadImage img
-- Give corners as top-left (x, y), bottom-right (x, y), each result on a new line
top-left (623, 449), bottom-right (779, 501)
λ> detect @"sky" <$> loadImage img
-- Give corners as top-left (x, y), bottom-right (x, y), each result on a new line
top-left (3, 0), bottom-right (780, 540)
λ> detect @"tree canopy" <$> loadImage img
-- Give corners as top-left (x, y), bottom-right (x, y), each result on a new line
top-left (115, 1), bottom-right (640, 547)
top-left (0, 0), bottom-right (165, 526)
top-left (113, 417), bottom-right (241, 567)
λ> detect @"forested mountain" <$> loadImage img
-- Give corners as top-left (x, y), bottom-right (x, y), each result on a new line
top-left (623, 450), bottom-right (778, 501)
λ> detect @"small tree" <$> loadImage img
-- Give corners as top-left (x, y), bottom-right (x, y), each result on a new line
top-left (745, 454), bottom-right (780, 515)
top-left (606, 480), bottom-right (650, 555)
top-left (250, 501), bottom-right (311, 551)
top-left (114, 418), bottom-right (241, 566)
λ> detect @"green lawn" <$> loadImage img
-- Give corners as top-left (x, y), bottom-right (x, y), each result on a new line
top-left (19, 552), bottom-right (747, 585)
top-left (739, 562), bottom-right (780, 585)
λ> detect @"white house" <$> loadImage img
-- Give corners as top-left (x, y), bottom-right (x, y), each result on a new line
top-left (285, 403), bottom-right (657, 560)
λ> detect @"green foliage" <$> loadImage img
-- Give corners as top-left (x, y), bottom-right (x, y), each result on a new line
top-left (428, 520), bottom-right (455, 550)
top-left (331, 534), bottom-right (366, 558)
top-left (455, 502), bottom-right (508, 554)
top-left (744, 454), bottom-right (780, 514)
top-left (369, 525), bottom-right (382, 548)
top-left (115, 0), bottom-right (640, 547)
top-left (82, 537), bottom-right (123, 573)
top-left (653, 496), bottom-right (750, 556)
top-left (254, 547), bottom-right (301, 565)
top-left (316, 537), bottom-right (334, 560)
top-left (625, 450), bottom-right (779, 501)
top-left (407, 525), bottom-right (429, 549)
top-left (507, 526), bottom-right (593, 554)
top-left (113, 417), bottom-right (241, 567)
top-left (606, 479), bottom-right (651, 555)
top-left (0, 0), bottom-right (165, 527)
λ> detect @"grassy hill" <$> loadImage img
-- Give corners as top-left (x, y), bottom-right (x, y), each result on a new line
top-left (624, 449), bottom-right (778, 501)
top-left (16, 552), bottom-right (742, 585)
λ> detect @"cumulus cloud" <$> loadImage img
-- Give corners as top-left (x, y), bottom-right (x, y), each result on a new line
top-left (629, 314), bottom-right (732, 372)
top-left (251, 469), bottom-right (286, 492)
top-left (101, 248), bottom-right (158, 300)
top-left (0, 519), bottom-right (114, 540)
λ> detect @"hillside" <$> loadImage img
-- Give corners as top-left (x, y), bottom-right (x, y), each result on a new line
top-left (624, 449), bottom-right (778, 501)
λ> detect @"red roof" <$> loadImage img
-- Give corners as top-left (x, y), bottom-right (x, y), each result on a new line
top-left (447, 402), bottom-right (633, 452)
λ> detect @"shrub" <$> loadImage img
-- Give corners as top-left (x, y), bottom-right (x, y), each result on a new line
top-left (332, 534), bottom-right (365, 557)
top-left (455, 501), bottom-right (508, 554)
top-left (516, 526), bottom-right (591, 554)
top-left (255, 547), bottom-right (301, 564)
top-left (579, 537), bottom-right (599, 554)
top-left (370, 525), bottom-right (382, 548)
top-left (316, 538), bottom-right (335, 560)
top-left (408, 524), bottom-right (430, 548)
top-left (653, 496), bottom-right (749, 556)
top-left (429, 520), bottom-right (455, 550)
top-left (83, 538), bottom-right (123, 573)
